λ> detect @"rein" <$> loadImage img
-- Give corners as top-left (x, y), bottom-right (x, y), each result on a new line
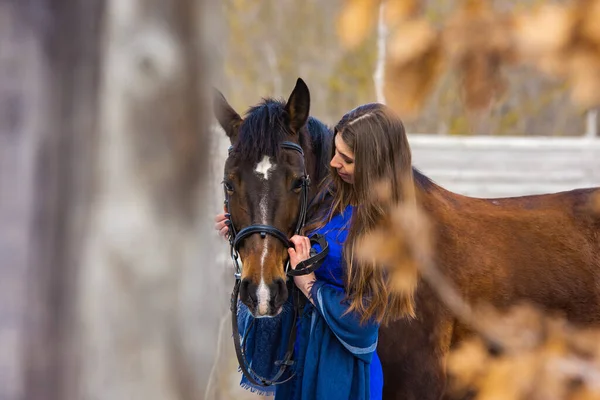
top-left (224, 141), bottom-right (329, 388)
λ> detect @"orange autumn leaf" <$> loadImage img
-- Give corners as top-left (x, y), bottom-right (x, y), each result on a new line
top-left (385, 37), bottom-right (444, 119)
top-left (442, 0), bottom-right (515, 110)
top-left (337, 0), bottom-right (379, 49)
top-left (387, 17), bottom-right (436, 64)
top-left (580, 0), bottom-right (600, 44)
top-left (383, 0), bottom-right (420, 26)
top-left (511, 0), bottom-right (600, 108)
top-left (384, 16), bottom-right (443, 118)
top-left (567, 52), bottom-right (600, 107)
top-left (513, 4), bottom-right (574, 61)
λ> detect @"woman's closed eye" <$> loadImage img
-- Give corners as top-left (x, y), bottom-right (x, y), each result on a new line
top-left (335, 149), bottom-right (354, 165)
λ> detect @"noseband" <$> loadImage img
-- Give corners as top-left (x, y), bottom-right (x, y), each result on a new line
top-left (224, 141), bottom-right (329, 388)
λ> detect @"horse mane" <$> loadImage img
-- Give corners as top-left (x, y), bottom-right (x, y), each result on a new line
top-left (412, 167), bottom-right (437, 192)
top-left (306, 116), bottom-right (333, 185)
top-left (233, 98), bottom-right (295, 164)
top-left (232, 97), bottom-right (333, 186)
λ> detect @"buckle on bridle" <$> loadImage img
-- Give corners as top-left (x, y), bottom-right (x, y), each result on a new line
top-left (231, 247), bottom-right (242, 279)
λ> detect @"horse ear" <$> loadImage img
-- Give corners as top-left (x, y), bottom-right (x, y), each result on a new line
top-left (213, 88), bottom-right (242, 143)
top-left (284, 78), bottom-right (310, 134)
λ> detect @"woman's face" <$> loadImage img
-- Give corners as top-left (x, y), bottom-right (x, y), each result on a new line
top-left (330, 134), bottom-right (355, 184)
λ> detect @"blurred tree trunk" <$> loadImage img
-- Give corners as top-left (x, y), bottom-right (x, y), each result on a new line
top-left (77, 1), bottom-right (210, 400)
top-left (2, 1), bottom-right (105, 400)
top-left (1, 1), bottom-right (218, 400)
top-left (374, 0), bottom-right (387, 105)
top-left (0, 3), bottom-right (58, 399)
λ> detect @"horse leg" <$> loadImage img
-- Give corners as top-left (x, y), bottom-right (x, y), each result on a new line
top-left (378, 284), bottom-right (454, 400)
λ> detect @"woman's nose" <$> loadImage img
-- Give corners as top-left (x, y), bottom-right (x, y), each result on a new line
top-left (330, 155), bottom-right (340, 168)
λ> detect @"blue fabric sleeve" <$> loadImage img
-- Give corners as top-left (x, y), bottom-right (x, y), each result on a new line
top-left (309, 280), bottom-right (379, 363)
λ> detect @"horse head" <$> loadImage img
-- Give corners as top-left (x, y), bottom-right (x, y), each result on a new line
top-left (214, 78), bottom-right (331, 317)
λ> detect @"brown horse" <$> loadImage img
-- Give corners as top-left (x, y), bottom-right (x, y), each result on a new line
top-left (213, 78), bottom-right (332, 317)
top-left (377, 169), bottom-right (600, 399)
top-left (214, 79), bottom-right (600, 398)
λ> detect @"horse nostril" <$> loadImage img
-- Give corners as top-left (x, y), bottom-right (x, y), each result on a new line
top-left (240, 278), bottom-right (258, 308)
top-left (240, 278), bottom-right (250, 294)
top-left (271, 277), bottom-right (288, 309)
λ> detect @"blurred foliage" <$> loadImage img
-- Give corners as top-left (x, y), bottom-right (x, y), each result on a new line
top-left (218, 0), bottom-right (596, 135)
top-left (337, 0), bottom-right (599, 134)
top-left (219, 0), bottom-right (374, 126)
top-left (446, 303), bottom-right (600, 400)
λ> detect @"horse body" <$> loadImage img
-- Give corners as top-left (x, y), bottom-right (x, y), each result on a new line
top-left (379, 171), bottom-right (600, 399)
top-left (214, 78), bottom-right (600, 399)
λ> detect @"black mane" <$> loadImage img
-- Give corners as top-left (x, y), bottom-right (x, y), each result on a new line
top-left (232, 97), bottom-right (333, 185)
top-left (306, 116), bottom-right (333, 185)
top-left (413, 167), bottom-right (436, 192)
top-left (233, 98), bottom-right (292, 164)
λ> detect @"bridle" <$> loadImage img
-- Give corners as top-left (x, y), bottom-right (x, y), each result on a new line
top-left (224, 141), bottom-right (329, 388)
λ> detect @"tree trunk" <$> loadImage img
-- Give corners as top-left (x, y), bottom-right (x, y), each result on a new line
top-left (1, 1), bottom-right (221, 399)
top-left (77, 1), bottom-right (217, 399)
top-left (374, 0), bottom-right (387, 105)
top-left (1, 1), bottom-right (104, 399)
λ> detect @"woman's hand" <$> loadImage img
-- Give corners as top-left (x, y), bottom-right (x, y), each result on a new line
top-left (214, 210), bottom-right (231, 240)
top-left (288, 235), bottom-right (317, 301)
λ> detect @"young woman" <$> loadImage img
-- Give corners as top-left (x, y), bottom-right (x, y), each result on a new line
top-left (215, 103), bottom-right (413, 399)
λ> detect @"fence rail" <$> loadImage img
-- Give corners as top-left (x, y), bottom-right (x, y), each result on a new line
top-left (408, 134), bottom-right (600, 198)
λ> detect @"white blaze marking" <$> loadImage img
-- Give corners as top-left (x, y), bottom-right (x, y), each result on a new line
top-left (253, 156), bottom-right (276, 226)
top-left (259, 195), bottom-right (269, 225)
top-left (254, 156), bottom-right (274, 179)
top-left (257, 279), bottom-right (270, 316)
top-left (254, 155), bottom-right (277, 315)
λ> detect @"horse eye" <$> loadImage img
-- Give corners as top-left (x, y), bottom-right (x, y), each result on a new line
top-left (292, 178), bottom-right (304, 192)
top-left (223, 181), bottom-right (234, 193)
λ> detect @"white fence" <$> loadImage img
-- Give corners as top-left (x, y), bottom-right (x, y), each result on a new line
top-left (409, 135), bottom-right (600, 198)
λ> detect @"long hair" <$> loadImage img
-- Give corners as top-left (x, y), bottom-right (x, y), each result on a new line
top-left (304, 103), bottom-right (416, 325)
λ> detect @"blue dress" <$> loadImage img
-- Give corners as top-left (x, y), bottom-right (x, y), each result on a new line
top-left (305, 205), bottom-right (383, 399)
top-left (237, 205), bottom-right (383, 400)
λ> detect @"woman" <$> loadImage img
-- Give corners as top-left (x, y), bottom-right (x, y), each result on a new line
top-left (215, 103), bottom-right (413, 399)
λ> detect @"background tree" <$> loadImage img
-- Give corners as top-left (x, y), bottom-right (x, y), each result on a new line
top-left (0, 0), bottom-right (224, 399)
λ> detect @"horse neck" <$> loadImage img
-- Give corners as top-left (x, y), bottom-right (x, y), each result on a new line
top-left (412, 172), bottom-right (458, 218)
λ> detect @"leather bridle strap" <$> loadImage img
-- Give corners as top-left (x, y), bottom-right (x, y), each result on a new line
top-left (225, 141), bottom-right (309, 249)
top-left (233, 225), bottom-right (293, 249)
top-left (230, 279), bottom-right (299, 387)
top-left (286, 233), bottom-right (329, 277)
top-left (225, 140), bottom-right (330, 388)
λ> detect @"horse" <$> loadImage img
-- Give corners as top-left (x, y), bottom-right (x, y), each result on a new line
top-left (214, 78), bottom-right (600, 399)
top-left (213, 78), bottom-right (332, 317)
top-left (213, 78), bottom-right (333, 386)
top-left (376, 170), bottom-right (600, 399)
